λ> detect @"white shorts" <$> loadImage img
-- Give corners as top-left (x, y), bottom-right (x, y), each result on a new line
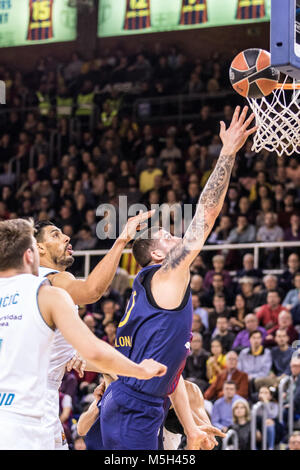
top-left (0, 411), bottom-right (54, 450)
top-left (42, 388), bottom-right (69, 450)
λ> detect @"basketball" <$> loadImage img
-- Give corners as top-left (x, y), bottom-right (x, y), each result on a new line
top-left (229, 48), bottom-right (280, 99)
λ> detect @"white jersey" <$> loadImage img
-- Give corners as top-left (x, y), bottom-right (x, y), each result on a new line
top-left (0, 274), bottom-right (54, 419)
top-left (39, 267), bottom-right (76, 389)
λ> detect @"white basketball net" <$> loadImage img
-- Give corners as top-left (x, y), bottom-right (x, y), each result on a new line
top-left (247, 76), bottom-right (300, 157)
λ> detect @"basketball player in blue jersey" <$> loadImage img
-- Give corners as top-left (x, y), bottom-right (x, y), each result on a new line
top-left (100, 106), bottom-right (257, 450)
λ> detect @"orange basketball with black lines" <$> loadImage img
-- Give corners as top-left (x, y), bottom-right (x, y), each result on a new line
top-left (229, 48), bottom-right (280, 98)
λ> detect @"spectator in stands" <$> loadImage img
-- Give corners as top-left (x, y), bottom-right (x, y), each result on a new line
top-left (139, 157), bottom-right (163, 194)
top-left (190, 254), bottom-right (207, 277)
top-left (236, 253), bottom-right (263, 284)
top-left (212, 316), bottom-right (235, 353)
top-left (73, 225), bottom-right (97, 251)
top-left (226, 215), bottom-right (256, 244)
top-left (232, 314), bottom-right (267, 353)
top-left (99, 299), bottom-right (119, 332)
top-left (238, 330), bottom-right (272, 389)
top-left (284, 214), bottom-right (300, 242)
top-left (207, 215), bottom-right (232, 245)
top-left (190, 274), bottom-right (206, 300)
top-left (101, 321), bottom-right (117, 346)
top-left (206, 339), bottom-right (226, 385)
top-left (207, 293), bottom-right (231, 333)
top-left (238, 277), bottom-right (262, 312)
top-left (60, 371), bottom-right (79, 411)
top-left (284, 355), bottom-right (300, 426)
top-left (191, 314), bottom-right (210, 350)
top-left (203, 254), bottom-right (232, 291)
top-left (279, 253), bottom-right (300, 295)
top-left (59, 391), bottom-right (73, 446)
top-left (211, 381), bottom-right (244, 433)
top-left (264, 310), bottom-right (299, 347)
top-left (183, 332), bottom-right (210, 393)
top-left (256, 386), bottom-right (279, 450)
top-left (228, 400), bottom-right (251, 450)
top-left (291, 293), bottom-right (300, 326)
top-left (192, 293), bottom-right (209, 330)
top-left (288, 431), bottom-right (300, 450)
top-left (202, 274), bottom-right (233, 309)
top-left (256, 291), bottom-right (287, 329)
top-left (83, 313), bottom-right (102, 339)
top-left (256, 329), bottom-right (294, 389)
top-left (278, 193), bottom-right (297, 230)
top-left (226, 186), bottom-right (240, 217)
top-left (282, 272), bottom-right (300, 309)
top-left (256, 212), bottom-right (284, 268)
top-left (229, 294), bottom-right (249, 333)
top-left (159, 136), bottom-right (182, 163)
top-left (204, 351), bottom-right (248, 401)
top-left (255, 198), bottom-right (274, 228)
top-left (255, 274), bottom-right (285, 306)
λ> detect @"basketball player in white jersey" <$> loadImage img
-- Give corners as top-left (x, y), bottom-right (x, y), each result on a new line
top-left (34, 211), bottom-right (153, 449)
top-left (0, 218), bottom-right (167, 450)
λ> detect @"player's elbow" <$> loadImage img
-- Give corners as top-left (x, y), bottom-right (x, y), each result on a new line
top-left (85, 285), bottom-right (104, 304)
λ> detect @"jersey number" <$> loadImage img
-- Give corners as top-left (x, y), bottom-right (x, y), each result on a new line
top-left (32, 1), bottom-right (51, 21)
top-left (118, 291), bottom-right (136, 328)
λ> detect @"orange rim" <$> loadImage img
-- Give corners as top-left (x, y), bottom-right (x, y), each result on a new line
top-left (275, 83), bottom-right (300, 89)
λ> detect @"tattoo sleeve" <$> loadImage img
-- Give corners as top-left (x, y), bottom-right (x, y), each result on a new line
top-left (161, 153), bottom-right (235, 271)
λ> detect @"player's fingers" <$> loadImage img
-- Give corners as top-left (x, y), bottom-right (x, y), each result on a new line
top-left (231, 105), bottom-right (241, 124)
top-left (245, 125), bottom-right (258, 137)
top-left (79, 361), bottom-right (86, 378)
top-left (237, 105), bottom-right (249, 125)
top-left (200, 425), bottom-right (226, 438)
top-left (219, 121), bottom-right (226, 136)
top-left (136, 209), bottom-right (155, 221)
top-left (66, 357), bottom-right (76, 371)
top-left (241, 112), bottom-right (255, 131)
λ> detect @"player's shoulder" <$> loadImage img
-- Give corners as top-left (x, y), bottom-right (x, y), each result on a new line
top-left (38, 282), bottom-right (73, 303)
top-left (48, 270), bottom-right (76, 286)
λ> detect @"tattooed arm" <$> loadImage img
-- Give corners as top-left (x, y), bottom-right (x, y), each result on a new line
top-left (151, 106), bottom-right (257, 309)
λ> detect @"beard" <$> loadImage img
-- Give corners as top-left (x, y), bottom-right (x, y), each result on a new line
top-left (53, 253), bottom-right (74, 268)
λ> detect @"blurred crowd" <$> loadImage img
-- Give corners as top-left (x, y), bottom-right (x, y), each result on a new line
top-left (1, 44), bottom-right (300, 451)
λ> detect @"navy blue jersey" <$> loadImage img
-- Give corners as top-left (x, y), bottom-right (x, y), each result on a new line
top-left (115, 265), bottom-right (193, 398)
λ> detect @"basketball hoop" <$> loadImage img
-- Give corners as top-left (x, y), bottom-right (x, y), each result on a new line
top-left (247, 75), bottom-right (300, 157)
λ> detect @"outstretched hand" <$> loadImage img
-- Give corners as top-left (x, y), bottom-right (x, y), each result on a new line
top-left (219, 105), bottom-right (258, 155)
top-left (119, 210), bottom-right (155, 243)
top-left (187, 424), bottom-right (227, 450)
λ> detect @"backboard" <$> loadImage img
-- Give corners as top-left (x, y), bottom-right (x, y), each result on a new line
top-left (271, 0), bottom-right (300, 79)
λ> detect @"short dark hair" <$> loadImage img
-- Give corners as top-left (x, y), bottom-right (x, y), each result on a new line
top-left (213, 293), bottom-right (225, 300)
top-left (132, 226), bottom-right (161, 267)
top-left (249, 329), bottom-right (262, 339)
top-left (213, 273), bottom-right (223, 280)
top-left (217, 315), bottom-right (228, 322)
top-left (224, 380), bottom-right (237, 388)
top-left (0, 218), bottom-right (34, 270)
top-left (34, 220), bottom-right (55, 242)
